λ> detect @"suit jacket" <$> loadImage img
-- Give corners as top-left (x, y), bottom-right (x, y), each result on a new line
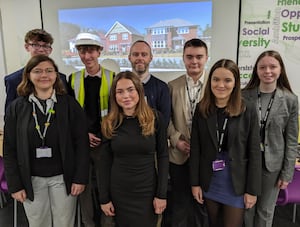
top-left (4, 68), bottom-right (68, 113)
top-left (243, 88), bottom-right (299, 182)
top-left (189, 101), bottom-right (262, 196)
top-left (168, 74), bottom-right (208, 165)
top-left (3, 95), bottom-right (90, 201)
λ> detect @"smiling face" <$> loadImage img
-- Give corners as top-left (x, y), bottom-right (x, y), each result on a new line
top-left (29, 61), bottom-right (57, 94)
top-left (77, 45), bottom-right (101, 71)
top-left (128, 42), bottom-right (153, 77)
top-left (211, 67), bottom-right (235, 107)
top-left (25, 40), bottom-right (52, 57)
top-left (257, 55), bottom-right (281, 86)
top-left (183, 46), bottom-right (208, 79)
top-left (115, 78), bottom-right (140, 116)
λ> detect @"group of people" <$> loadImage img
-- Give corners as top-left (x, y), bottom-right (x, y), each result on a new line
top-left (2, 28), bottom-right (298, 227)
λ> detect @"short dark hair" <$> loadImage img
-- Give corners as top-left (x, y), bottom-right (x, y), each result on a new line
top-left (183, 38), bottom-right (208, 55)
top-left (24, 29), bottom-right (54, 45)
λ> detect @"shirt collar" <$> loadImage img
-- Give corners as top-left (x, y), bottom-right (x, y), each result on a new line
top-left (29, 89), bottom-right (57, 103)
top-left (29, 90), bottom-right (57, 114)
top-left (186, 70), bottom-right (205, 87)
top-left (84, 66), bottom-right (102, 78)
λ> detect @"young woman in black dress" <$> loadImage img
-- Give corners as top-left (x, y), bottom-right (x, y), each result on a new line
top-left (98, 71), bottom-right (169, 227)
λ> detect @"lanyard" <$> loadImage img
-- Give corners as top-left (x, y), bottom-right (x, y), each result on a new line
top-left (216, 117), bottom-right (228, 153)
top-left (257, 88), bottom-right (276, 138)
top-left (32, 100), bottom-right (54, 147)
top-left (186, 83), bottom-right (202, 116)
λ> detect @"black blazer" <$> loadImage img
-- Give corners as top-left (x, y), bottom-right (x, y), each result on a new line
top-left (190, 101), bottom-right (261, 196)
top-left (3, 94), bottom-right (89, 201)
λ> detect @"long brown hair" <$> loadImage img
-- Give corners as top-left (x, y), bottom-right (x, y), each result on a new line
top-left (17, 55), bottom-right (66, 96)
top-left (243, 50), bottom-right (293, 92)
top-left (101, 71), bottom-right (155, 138)
top-left (199, 59), bottom-right (245, 118)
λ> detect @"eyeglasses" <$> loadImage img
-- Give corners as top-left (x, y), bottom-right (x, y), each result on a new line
top-left (28, 43), bottom-right (52, 51)
top-left (31, 68), bottom-right (56, 76)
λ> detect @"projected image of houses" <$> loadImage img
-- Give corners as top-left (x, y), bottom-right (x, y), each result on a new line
top-left (59, 1), bottom-right (212, 71)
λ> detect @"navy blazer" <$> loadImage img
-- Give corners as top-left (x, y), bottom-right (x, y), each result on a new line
top-left (190, 101), bottom-right (262, 196)
top-left (4, 68), bottom-right (68, 112)
top-left (3, 95), bottom-right (89, 201)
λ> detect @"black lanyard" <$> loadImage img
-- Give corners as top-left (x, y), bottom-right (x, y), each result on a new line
top-left (186, 83), bottom-right (201, 116)
top-left (216, 117), bottom-right (228, 153)
top-left (257, 88), bottom-right (276, 140)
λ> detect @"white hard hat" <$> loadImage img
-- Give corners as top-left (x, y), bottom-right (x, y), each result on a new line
top-left (75, 33), bottom-right (103, 49)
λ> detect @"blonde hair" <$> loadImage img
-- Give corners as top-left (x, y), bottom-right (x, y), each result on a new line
top-left (102, 71), bottom-right (155, 138)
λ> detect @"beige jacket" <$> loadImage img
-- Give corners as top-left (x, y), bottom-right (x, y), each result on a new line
top-left (168, 73), bottom-right (208, 165)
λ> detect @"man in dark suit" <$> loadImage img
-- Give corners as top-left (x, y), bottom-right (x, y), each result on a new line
top-left (4, 28), bottom-right (67, 112)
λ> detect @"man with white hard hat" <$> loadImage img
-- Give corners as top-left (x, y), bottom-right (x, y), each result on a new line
top-left (74, 33), bottom-right (104, 50)
top-left (67, 32), bottom-right (115, 227)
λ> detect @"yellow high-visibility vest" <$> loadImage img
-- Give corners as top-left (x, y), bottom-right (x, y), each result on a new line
top-left (71, 67), bottom-right (114, 118)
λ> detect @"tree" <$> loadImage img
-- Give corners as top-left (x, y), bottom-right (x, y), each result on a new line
top-left (59, 23), bottom-right (81, 49)
top-left (202, 24), bottom-right (212, 38)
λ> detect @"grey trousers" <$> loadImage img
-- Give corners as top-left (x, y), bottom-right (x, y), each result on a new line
top-left (244, 168), bottom-right (280, 227)
top-left (23, 175), bottom-right (77, 227)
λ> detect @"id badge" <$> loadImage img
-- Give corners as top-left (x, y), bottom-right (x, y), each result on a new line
top-left (260, 142), bottom-right (265, 152)
top-left (212, 159), bottom-right (225, 171)
top-left (36, 147), bottom-right (52, 158)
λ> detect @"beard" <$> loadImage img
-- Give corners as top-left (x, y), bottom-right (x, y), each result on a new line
top-left (133, 62), bottom-right (148, 75)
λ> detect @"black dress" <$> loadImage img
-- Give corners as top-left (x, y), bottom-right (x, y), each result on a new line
top-left (99, 113), bottom-right (169, 227)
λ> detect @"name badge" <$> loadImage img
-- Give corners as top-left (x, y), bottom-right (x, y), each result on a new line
top-left (260, 142), bottom-right (265, 152)
top-left (212, 159), bottom-right (225, 171)
top-left (36, 147), bottom-right (52, 158)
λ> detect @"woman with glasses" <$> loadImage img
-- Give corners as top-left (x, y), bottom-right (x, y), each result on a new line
top-left (3, 55), bottom-right (90, 227)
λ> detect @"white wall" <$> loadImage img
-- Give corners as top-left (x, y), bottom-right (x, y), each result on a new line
top-left (0, 0), bottom-right (41, 128)
top-left (0, 0), bottom-right (241, 128)
top-left (41, 0), bottom-right (240, 81)
top-left (0, 9), bottom-right (6, 130)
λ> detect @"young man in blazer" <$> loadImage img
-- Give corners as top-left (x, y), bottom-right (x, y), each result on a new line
top-left (167, 38), bottom-right (209, 227)
top-left (4, 29), bottom-right (67, 113)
